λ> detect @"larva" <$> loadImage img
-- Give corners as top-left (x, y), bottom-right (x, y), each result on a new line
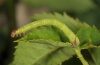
top-left (11, 19), bottom-right (80, 45)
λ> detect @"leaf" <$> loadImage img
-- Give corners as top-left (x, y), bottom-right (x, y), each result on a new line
top-left (32, 12), bottom-right (90, 33)
top-left (10, 39), bottom-right (75, 65)
top-left (76, 27), bottom-right (100, 48)
top-left (89, 47), bottom-right (100, 65)
top-left (18, 26), bottom-right (61, 42)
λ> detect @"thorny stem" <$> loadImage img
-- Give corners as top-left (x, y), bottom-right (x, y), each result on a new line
top-left (74, 47), bottom-right (89, 65)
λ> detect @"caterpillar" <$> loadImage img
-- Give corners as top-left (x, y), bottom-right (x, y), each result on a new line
top-left (11, 19), bottom-right (80, 45)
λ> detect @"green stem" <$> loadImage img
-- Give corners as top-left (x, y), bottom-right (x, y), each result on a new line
top-left (74, 47), bottom-right (89, 65)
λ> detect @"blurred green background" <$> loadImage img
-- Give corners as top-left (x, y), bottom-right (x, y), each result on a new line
top-left (0, 0), bottom-right (100, 65)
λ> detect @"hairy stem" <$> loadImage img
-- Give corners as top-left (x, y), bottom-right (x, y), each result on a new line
top-left (74, 47), bottom-right (89, 65)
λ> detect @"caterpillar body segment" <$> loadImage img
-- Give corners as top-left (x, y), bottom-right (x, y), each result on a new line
top-left (11, 19), bottom-right (80, 45)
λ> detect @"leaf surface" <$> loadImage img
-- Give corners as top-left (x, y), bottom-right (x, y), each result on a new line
top-left (10, 40), bottom-right (75, 65)
top-left (76, 27), bottom-right (100, 48)
top-left (89, 48), bottom-right (100, 65)
top-left (18, 26), bottom-right (61, 42)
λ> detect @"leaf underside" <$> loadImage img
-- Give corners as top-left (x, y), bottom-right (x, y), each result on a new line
top-left (89, 47), bottom-right (100, 65)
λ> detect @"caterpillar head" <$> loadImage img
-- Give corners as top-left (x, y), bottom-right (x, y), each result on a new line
top-left (11, 30), bottom-right (17, 37)
top-left (11, 29), bottom-right (25, 37)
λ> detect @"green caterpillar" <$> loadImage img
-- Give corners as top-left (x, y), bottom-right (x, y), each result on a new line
top-left (11, 19), bottom-right (80, 46)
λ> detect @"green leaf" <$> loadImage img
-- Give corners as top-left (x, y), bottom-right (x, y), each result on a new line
top-left (10, 39), bottom-right (75, 65)
top-left (89, 47), bottom-right (100, 65)
top-left (32, 12), bottom-right (90, 33)
top-left (18, 26), bottom-right (61, 42)
top-left (76, 27), bottom-right (100, 48)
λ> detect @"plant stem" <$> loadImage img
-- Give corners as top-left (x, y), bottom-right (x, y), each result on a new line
top-left (74, 47), bottom-right (89, 65)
